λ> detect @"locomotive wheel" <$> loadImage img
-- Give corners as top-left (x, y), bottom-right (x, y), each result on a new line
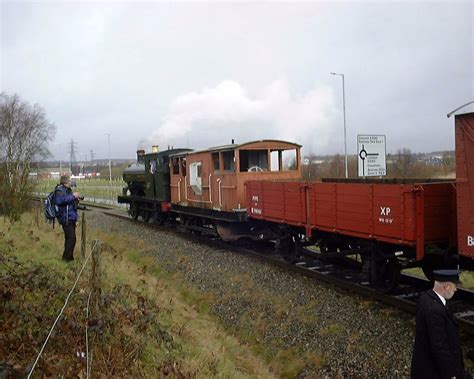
top-left (156, 212), bottom-right (167, 226)
top-left (129, 204), bottom-right (139, 220)
top-left (142, 210), bottom-right (151, 223)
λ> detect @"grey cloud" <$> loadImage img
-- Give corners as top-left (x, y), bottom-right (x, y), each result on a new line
top-left (1, 1), bottom-right (471, 159)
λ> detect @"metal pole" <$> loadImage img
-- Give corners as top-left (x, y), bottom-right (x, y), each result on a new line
top-left (106, 133), bottom-right (112, 183)
top-left (341, 74), bottom-right (348, 178)
top-left (331, 72), bottom-right (348, 178)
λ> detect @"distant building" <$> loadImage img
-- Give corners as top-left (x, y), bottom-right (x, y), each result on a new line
top-left (425, 155), bottom-right (443, 167)
top-left (302, 157), bottom-right (325, 165)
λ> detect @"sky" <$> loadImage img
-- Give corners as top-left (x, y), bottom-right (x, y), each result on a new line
top-left (1, 1), bottom-right (473, 161)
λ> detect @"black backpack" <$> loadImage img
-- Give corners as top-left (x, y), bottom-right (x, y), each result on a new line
top-left (44, 187), bottom-right (59, 227)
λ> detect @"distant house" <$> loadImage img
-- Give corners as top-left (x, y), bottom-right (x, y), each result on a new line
top-left (302, 157), bottom-right (325, 165)
top-left (425, 155), bottom-right (443, 167)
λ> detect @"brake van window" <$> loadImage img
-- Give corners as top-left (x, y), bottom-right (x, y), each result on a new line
top-left (222, 151), bottom-right (235, 172)
top-left (189, 162), bottom-right (202, 195)
top-left (212, 152), bottom-right (220, 171)
top-left (239, 150), bottom-right (268, 172)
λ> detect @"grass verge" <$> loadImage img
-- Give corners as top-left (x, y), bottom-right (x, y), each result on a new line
top-left (0, 209), bottom-right (275, 377)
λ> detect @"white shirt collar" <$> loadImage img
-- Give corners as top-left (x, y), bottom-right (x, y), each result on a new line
top-left (433, 290), bottom-right (446, 306)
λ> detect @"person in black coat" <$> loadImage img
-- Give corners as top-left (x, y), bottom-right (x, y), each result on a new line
top-left (411, 269), bottom-right (470, 379)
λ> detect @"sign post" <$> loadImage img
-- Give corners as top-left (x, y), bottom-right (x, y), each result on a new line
top-left (357, 135), bottom-right (386, 177)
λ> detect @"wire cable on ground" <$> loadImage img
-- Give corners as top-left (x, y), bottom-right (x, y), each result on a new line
top-left (86, 291), bottom-right (92, 379)
top-left (27, 240), bottom-right (99, 379)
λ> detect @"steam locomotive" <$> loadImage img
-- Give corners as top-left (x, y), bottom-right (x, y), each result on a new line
top-left (118, 112), bottom-right (474, 291)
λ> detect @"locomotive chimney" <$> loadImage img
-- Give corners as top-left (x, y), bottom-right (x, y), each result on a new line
top-left (231, 139), bottom-right (234, 144)
top-left (152, 145), bottom-right (159, 153)
top-left (136, 149), bottom-right (145, 163)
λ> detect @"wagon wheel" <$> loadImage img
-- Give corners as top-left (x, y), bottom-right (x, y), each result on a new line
top-left (318, 241), bottom-right (329, 255)
top-left (142, 210), bottom-right (151, 223)
top-left (275, 237), bottom-right (299, 264)
top-left (286, 237), bottom-right (302, 264)
top-left (275, 237), bottom-right (290, 256)
top-left (373, 257), bottom-right (401, 293)
top-left (129, 203), bottom-right (139, 220)
top-left (318, 239), bottom-right (339, 260)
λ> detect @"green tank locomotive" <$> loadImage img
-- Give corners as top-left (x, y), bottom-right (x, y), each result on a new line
top-left (118, 147), bottom-right (192, 222)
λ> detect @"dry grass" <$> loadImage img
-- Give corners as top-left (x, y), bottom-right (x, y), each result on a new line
top-left (271, 348), bottom-right (325, 379)
top-left (319, 323), bottom-right (344, 337)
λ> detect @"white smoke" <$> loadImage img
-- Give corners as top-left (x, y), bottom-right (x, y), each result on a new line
top-left (150, 79), bottom-right (338, 153)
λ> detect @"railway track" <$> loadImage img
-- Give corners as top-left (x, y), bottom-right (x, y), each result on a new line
top-left (96, 206), bottom-right (474, 336)
top-left (29, 196), bottom-right (474, 335)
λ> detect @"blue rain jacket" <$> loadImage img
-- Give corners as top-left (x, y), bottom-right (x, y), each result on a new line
top-left (54, 185), bottom-right (79, 225)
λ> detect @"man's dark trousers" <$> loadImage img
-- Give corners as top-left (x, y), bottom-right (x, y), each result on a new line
top-left (61, 222), bottom-right (76, 261)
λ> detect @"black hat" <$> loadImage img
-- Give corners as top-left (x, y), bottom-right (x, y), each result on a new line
top-left (432, 269), bottom-right (461, 284)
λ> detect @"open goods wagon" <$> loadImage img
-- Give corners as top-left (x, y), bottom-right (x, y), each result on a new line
top-left (246, 180), bottom-right (456, 279)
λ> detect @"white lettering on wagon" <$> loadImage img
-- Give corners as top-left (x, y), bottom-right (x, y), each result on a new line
top-left (252, 195), bottom-right (259, 202)
top-left (251, 208), bottom-right (262, 215)
top-left (379, 206), bottom-right (393, 224)
top-left (468, 235), bottom-right (474, 247)
top-left (380, 206), bottom-right (391, 216)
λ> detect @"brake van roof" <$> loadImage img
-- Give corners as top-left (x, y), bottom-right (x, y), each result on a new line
top-left (168, 140), bottom-right (301, 157)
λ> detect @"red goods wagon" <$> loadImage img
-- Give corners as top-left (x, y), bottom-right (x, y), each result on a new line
top-left (307, 182), bottom-right (456, 260)
top-left (247, 181), bottom-right (307, 225)
top-left (247, 180), bottom-right (456, 261)
top-left (455, 112), bottom-right (474, 259)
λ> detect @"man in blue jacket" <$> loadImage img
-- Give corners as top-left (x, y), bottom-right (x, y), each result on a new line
top-left (411, 269), bottom-right (470, 379)
top-left (55, 175), bottom-right (81, 261)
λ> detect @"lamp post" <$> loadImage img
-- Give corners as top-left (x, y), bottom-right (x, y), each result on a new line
top-left (105, 133), bottom-right (112, 183)
top-left (331, 72), bottom-right (348, 178)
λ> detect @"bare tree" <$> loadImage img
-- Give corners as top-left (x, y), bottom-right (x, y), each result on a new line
top-left (329, 153), bottom-right (344, 178)
top-left (442, 152), bottom-right (455, 177)
top-left (395, 148), bottom-right (413, 177)
top-left (0, 93), bottom-right (55, 220)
